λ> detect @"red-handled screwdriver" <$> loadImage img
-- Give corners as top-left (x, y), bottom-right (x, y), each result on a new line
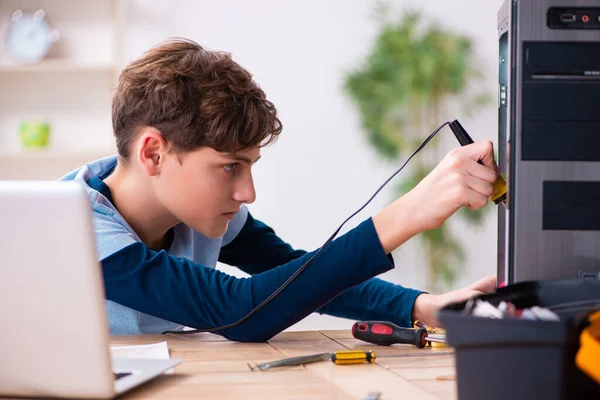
top-left (352, 321), bottom-right (446, 348)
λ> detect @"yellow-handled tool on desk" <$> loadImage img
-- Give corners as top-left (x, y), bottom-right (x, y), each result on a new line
top-left (249, 349), bottom-right (454, 371)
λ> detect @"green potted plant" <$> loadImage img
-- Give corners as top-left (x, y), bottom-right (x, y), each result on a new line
top-left (344, 10), bottom-right (493, 291)
top-left (20, 120), bottom-right (51, 149)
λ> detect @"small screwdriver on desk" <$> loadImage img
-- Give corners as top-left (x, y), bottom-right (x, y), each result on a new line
top-left (250, 348), bottom-right (454, 371)
top-left (352, 321), bottom-right (446, 348)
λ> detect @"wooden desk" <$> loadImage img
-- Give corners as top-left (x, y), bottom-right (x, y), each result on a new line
top-left (111, 330), bottom-right (457, 400)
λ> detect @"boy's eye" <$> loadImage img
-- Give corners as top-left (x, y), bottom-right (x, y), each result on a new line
top-left (223, 163), bottom-right (238, 172)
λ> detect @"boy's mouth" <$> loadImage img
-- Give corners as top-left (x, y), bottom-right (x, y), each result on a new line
top-left (222, 212), bottom-right (237, 220)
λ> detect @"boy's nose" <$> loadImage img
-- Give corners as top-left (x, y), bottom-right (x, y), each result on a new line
top-left (233, 176), bottom-right (256, 204)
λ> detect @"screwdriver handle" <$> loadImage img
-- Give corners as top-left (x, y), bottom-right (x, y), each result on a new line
top-left (352, 321), bottom-right (427, 349)
top-left (449, 119), bottom-right (475, 147)
top-left (331, 350), bottom-right (376, 365)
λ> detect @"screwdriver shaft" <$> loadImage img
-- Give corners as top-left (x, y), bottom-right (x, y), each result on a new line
top-left (425, 336), bottom-right (447, 344)
top-left (376, 350), bottom-right (454, 358)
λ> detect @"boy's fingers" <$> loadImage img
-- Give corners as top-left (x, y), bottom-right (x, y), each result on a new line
top-left (462, 141), bottom-right (499, 172)
top-left (465, 191), bottom-right (489, 210)
top-left (465, 176), bottom-right (494, 198)
top-left (467, 275), bottom-right (497, 292)
top-left (468, 161), bottom-right (498, 184)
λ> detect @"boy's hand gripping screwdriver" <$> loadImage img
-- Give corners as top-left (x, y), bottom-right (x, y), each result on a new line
top-left (449, 119), bottom-right (507, 207)
top-left (352, 321), bottom-right (446, 348)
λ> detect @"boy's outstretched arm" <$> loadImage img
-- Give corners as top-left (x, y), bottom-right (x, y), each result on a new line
top-left (219, 213), bottom-right (423, 328)
top-left (101, 217), bottom-right (395, 342)
top-left (219, 213), bottom-right (495, 329)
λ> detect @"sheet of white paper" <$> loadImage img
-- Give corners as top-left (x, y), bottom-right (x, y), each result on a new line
top-left (110, 341), bottom-right (174, 373)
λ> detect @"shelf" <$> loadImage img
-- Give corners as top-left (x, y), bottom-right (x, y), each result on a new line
top-left (0, 150), bottom-right (115, 162)
top-left (0, 59), bottom-right (117, 73)
top-left (0, 149), bottom-right (117, 180)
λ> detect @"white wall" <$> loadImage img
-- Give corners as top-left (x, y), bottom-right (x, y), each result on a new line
top-left (119, 0), bottom-right (504, 330)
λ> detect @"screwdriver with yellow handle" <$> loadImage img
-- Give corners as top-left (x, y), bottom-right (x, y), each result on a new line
top-left (249, 350), bottom-right (374, 371)
top-left (249, 348), bottom-right (453, 371)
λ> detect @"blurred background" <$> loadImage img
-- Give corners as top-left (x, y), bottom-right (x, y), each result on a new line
top-left (0, 0), bottom-right (503, 330)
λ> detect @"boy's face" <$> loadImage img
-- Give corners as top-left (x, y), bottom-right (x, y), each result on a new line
top-left (154, 145), bottom-right (260, 238)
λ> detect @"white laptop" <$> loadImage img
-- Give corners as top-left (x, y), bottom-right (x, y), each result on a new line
top-left (0, 180), bottom-right (181, 399)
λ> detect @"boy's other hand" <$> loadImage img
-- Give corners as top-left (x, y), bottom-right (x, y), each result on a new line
top-left (412, 275), bottom-right (497, 327)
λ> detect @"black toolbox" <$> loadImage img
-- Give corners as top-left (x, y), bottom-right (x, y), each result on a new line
top-left (437, 280), bottom-right (600, 400)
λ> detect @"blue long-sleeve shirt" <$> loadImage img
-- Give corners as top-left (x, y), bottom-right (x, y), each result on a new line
top-left (218, 213), bottom-right (424, 331)
top-left (59, 155), bottom-right (423, 341)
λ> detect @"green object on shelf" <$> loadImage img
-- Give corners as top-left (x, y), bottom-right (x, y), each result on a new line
top-left (20, 121), bottom-right (50, 149)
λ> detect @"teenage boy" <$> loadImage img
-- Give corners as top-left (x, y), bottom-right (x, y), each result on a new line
top-left (61, 38), bottom-right (498, 341)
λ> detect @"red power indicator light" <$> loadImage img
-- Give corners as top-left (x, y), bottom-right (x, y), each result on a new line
top-left (582, 14), bottom-right (590, 23)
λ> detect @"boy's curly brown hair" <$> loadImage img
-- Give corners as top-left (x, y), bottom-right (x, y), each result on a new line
top-left (112, 38), bottom-right (282, 160)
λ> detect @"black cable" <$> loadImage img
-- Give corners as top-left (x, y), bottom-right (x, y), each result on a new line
top-left (163, 121), bottom-right (451, 335)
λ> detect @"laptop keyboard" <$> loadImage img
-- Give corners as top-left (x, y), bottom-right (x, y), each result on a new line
top-left (114, 372), bottom-right (132, 380)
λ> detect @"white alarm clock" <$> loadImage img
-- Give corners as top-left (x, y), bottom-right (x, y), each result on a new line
top-left (5, 9), bottom-right (60, 64)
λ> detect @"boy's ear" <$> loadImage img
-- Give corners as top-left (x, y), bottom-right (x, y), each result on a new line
top-left (136, 127), bottom-right (169, 177)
